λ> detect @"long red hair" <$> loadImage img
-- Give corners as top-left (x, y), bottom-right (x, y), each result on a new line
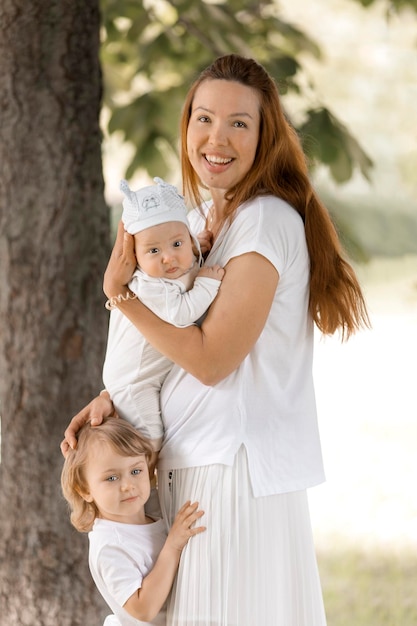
top-left (180, 54), bottom-right (369, 339)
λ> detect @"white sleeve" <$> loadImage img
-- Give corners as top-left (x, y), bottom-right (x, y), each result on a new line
top-left (133, 276), bottom-right (221, 328)
top-left (94, 544), bottom-right (144, 610)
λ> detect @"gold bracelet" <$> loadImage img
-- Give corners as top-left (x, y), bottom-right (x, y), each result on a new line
top-left (105, 292), bottom-right (138, 310)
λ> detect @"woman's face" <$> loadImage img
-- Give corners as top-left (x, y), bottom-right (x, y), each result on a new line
top-left (186, 79), bottom-right (260, 199)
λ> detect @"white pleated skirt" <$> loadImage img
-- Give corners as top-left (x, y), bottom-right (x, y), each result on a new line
top-left (158, 446), bottom-right (327, 626)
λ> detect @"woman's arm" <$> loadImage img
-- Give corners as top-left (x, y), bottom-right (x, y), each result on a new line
top-left (106, 222), bottom-right (279, 386)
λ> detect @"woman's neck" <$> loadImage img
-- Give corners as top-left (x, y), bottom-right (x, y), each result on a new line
top-left (206, 205), bottom-right (224, 241)
top-left (206, 190), bottom-right (227, 238)
top-left (209, 188), bottom-right (227, 214)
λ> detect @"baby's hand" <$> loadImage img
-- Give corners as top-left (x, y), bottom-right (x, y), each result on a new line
top-left (198, 264), bottom-right (225, 281)
top-left (165, 501), bottom-right (206, 552)
top-left (196, 229), bottom-right (214, 256)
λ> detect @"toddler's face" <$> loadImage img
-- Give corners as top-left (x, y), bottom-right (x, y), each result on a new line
top-left (134, 221), bottom-right (195, 279)
top-left (82, 441), bottom-right (151, 525)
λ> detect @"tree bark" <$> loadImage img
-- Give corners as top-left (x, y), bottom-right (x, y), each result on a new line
top-left (0, 1), bottom-right (110, 623)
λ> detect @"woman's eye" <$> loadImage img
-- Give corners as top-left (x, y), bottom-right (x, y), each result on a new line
top-left (198, 116), bottom-right (210, 123)
top-left (234, 121), bottom-right (247, 128)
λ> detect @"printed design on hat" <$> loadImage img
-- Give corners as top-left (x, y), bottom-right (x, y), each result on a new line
top-left (142, 194), bottom-right (161, 211)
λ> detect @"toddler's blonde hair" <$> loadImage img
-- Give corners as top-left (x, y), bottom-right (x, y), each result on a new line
top-left (61, 417), bottom-right (153, 532)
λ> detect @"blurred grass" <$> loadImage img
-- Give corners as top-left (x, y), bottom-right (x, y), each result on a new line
top-left (318, 547), bottom-right (417, 626)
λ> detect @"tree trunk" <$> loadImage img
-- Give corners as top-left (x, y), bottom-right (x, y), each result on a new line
top-left (0, 1), bottom-right (110, 624)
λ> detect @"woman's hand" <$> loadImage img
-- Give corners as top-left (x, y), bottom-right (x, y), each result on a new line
top-left (60, 391), bottom-right (116, 456)
top-left (103, 220), bottom-right (137, 298)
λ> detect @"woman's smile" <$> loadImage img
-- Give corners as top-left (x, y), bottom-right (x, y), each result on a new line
top-left (204, 154), bottom-right (234, 167)
top-left (187, 79), bottom-right (260, 203)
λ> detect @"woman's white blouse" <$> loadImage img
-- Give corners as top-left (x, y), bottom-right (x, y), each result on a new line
top-left (158, 195), bottom-right (325, 497)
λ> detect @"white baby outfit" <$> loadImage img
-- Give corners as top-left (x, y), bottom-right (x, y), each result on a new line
top-left (102, 263), bottom-right (221, 449)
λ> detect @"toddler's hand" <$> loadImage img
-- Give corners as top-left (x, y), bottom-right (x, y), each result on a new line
top-left (198, 264), bottom-right (225, 281)
top-left (165, 501), bottom-right (206, 552)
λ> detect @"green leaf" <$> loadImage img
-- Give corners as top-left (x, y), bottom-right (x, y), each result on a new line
top-left (299, 108), bottom-right (373, 183)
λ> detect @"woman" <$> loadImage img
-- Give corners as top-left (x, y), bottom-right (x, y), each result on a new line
top-left (63, 54), bottom-right (369, 625)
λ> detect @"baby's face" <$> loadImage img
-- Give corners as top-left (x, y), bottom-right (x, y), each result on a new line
top-left (134, 221), bottom-right (195, 279)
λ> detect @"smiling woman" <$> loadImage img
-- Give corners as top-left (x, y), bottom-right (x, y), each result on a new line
top-left (186, 79), bottom-right (261, 224)
top-left (64, 54), bottom-right (369, 626)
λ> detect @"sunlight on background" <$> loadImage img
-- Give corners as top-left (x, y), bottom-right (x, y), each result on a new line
top-left (311, 256), bottom-right (417, 551)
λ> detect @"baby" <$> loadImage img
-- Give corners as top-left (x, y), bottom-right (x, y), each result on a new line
top-left (102, 177), bottom-right (224, 452)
